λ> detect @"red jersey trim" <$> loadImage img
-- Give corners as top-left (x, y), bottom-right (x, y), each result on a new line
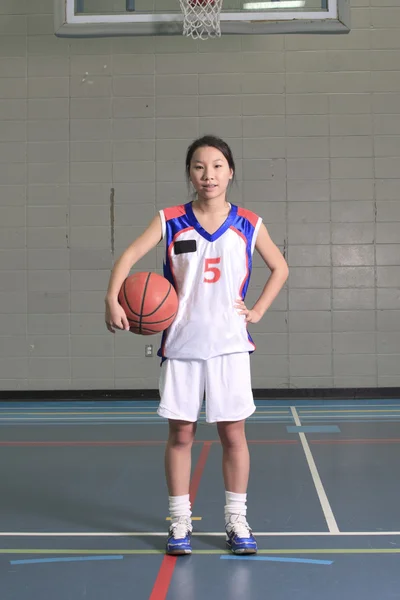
top-left (237, 207), bottom-right (259, 229)
top-left (230, 226), bottom-right (249, 299)
top-left (163, 204), bottom-right (186, 221)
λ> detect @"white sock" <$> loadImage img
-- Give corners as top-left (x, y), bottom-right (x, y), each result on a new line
top-left (224, 491), bottom-right (247, 524)
top-left (169, 494), bottom-right (192, 522)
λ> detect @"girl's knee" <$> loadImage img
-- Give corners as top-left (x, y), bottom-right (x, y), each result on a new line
top-left (217, 420), bottom-right (247, 449)
top-left (168, 420), bottom-right (197, 448)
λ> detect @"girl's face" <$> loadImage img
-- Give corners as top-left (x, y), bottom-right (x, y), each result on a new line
top-left (189, 146), bottom-right (233, 202)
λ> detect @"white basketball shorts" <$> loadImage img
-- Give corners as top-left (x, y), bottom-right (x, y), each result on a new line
top-left (157, 352), bottom-right (255, 424)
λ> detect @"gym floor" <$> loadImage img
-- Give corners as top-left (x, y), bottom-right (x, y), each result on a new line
top-left (1, 398), bottom-right (400, 600)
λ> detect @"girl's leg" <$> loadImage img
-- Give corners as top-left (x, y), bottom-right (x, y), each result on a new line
top-left (158, 358), bottom-right (203, 555)
top-left (217, 419), bottom-right (249, 493)
top-left (165, 419), bottom-right (197, 497)
top-left (164, 419), bottom-right (197, 555)
top-left (217, 418), bottom-right (257, 554)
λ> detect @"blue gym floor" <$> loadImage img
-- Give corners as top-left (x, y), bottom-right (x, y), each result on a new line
top-left (2, 398), bottom-right (400, 600)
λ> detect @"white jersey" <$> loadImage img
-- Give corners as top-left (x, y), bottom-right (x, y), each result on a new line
top-left (158, 202), bottom-right (262, 361)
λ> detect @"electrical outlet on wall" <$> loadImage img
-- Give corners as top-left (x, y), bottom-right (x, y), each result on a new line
top-left (145, 345), bottom-right (153, 357)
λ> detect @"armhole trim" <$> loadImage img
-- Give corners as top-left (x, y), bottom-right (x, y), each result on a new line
top-left (251, 217), bottom-right (262, 254)
top-left (159, 209), bottom-right (166, 240)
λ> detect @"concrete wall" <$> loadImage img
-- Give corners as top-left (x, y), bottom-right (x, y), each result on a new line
top-left (0, 0), bottom-right (399, 391)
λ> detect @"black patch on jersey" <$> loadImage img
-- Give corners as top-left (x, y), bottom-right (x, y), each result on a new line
top-left (174, 240), bottom-right (197, 255)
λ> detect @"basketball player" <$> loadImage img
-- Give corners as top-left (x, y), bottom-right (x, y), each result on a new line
top-left (105, 136), bottom-right (289, 555)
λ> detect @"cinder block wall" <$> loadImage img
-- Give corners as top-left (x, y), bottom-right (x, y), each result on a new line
top-left (0, 0), bottom-right (399, 391)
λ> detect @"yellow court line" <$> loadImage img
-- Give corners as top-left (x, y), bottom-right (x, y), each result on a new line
top-left (166, 517), bottom-right (202, 521)
top-left (0, 411), bottom-right (162, 419)
top-left (0, 410), bottom-right (157, 418)
top-left (3, 548), bottom-right (400, 555)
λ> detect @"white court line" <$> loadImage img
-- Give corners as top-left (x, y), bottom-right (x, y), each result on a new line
top-left (0, 417), bottom-right (166, 422)
top-left (0, 404), bottom-right (161, 412)
top-left (0, 417), bottom-right (289, 422)
top-left (2, 416), bottom-right (400, 422)
top-left (1, 531), bottom-right (400, 537)
top-left (290, 406), bottom-right (339, 534)
top-left (0, 406), bottom-right (388, 412)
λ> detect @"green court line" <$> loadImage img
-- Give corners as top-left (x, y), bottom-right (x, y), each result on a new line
top-left (0, 410), bottom-right (289, 416)
top-left (2, 548), bottom-right (400, 555)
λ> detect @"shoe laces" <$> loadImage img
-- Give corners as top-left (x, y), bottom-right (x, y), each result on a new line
top-left (170, 516), bottom-right (192, 539)
top-left (226, 514), bottom-right (252, 539)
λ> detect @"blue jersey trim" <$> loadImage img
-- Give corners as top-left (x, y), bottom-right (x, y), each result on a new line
top-left (185, 201), bottom-right (238, 242)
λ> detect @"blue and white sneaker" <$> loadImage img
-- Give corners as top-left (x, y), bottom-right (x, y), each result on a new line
top-left (166, 516), bottom-right (193, 555)
top-left (225, 514), bottom-right (257, 555)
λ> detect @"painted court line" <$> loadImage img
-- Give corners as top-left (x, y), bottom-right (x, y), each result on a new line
top-left (2, 407), bottom-right (400, 415)
top-left (287, 426), bottom-right (340, 433)
top-left (4, 416), bottom-right (400, 425)
top-left (0, 439), bottom-right (299, 447)
top-left (0, 416), bottom-right (289, 423)
top-left (302, 418), bottom-right (400, 422)
top-left (2, 438), bottom-right (400, 448)
top-left (148, 441), bottom-right (212, 600)
top-left (1, 401), bottom-right (399, 410)
top-left (290, 406), bottom-right (339, 535)
top-left (0, 405), bottom-right (160, 410)
top-left (2, 549), bottom-right (400, 556)
top-left (0, 410), bottom-right (289, 417)
top-left (311, 439), bottom-right (400, 445)
top-left (10, 555), bottom-right (123, 565)
top-left (300, 409), bottom-right (400, 414)
top-left (166, 517), bottom-right (202, 521)
top-left (4, 408), bottom-right (400, 416)
top-left (2, 531), bottom-right (400, 537)
top-left (1, 399), bottom-right (399, 406)
top-left (220, 555), bottom-right (333, 565)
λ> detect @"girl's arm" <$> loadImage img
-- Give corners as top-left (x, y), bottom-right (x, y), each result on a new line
top-left (105, 213), bottom-right (163, 332)
top-left (236, 223), bottom-right (289, 324)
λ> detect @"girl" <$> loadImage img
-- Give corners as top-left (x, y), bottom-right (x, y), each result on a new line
top-left (105, 135), bottom-right (289, 555)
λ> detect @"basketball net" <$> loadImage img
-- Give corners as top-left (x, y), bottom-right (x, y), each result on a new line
top-left (178, 0), bottom-right (223, 40)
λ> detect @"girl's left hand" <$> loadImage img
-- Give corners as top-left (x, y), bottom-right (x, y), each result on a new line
top-left (234, 299), bottom-right (262, 324)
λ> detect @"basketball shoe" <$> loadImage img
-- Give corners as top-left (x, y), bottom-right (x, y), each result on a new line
top-left (166, 516), bottom-right (193, 555)
top-left (225, 514), bottom-right (257, 554)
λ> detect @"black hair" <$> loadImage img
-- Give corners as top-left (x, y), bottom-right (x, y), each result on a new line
top-left (185, 135), bottom-right (236, 187)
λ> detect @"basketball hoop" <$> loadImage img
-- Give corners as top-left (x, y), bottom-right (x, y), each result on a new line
top-left (179, 0), bottom-right (223, 40)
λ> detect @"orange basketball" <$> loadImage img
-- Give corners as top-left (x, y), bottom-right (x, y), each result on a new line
top-left (118, 272), bottom-right (178, 336)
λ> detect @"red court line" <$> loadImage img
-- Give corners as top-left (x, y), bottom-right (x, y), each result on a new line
top-left (6, 438), bottom-right (400, 448)
top-left (189, 441), bottom-right (212, 505)
top-left (0, 441), bottom-right (174, 447)
top-left (0, 439), bottom-right (299, 447)
top-left (148, 441), bottom-right (212, 600)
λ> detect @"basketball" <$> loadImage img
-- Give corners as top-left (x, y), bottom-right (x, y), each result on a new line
top-left (118, 272), bottom-right (178, 335)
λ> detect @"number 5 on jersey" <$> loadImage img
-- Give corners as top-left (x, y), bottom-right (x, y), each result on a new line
top-left (204, 257), bottom-right (221, 283)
